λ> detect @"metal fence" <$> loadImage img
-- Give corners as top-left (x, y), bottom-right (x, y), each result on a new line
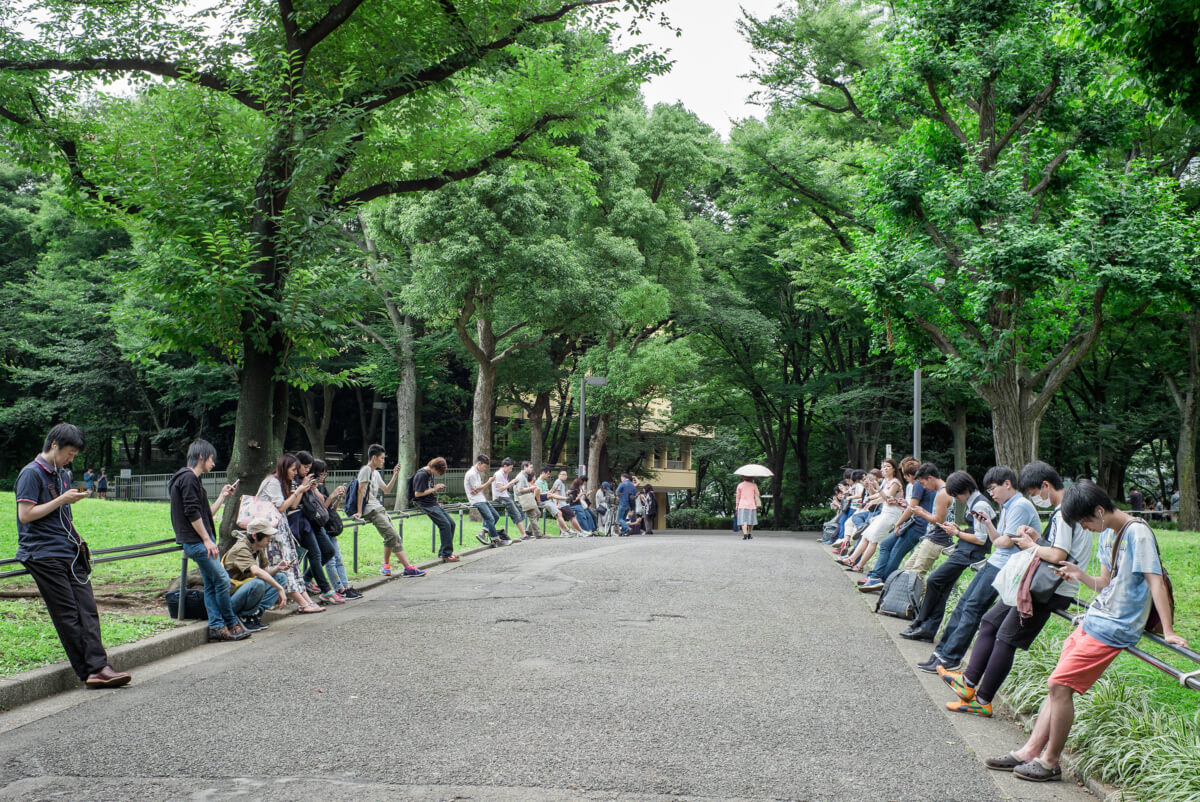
top-left (103, 469), bottom-right (469, 503)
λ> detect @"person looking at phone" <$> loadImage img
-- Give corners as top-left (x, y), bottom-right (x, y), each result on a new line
top-left (221, 517), bottom-right (290, 632)
top-left (16, 423), bottom-right (132, 688)
top-left (170, 439), bottom-right (249, 643)
top-left (412, 456), bottom-right (458, 563)
top-left (985, 482), bottom-right (1185, 783)
top-left (901, 470), bottom-right (995, 643)
top-left (917, 466), bottom-right (1038, 674)
top-left (355, 444), bottom-right (425, 576)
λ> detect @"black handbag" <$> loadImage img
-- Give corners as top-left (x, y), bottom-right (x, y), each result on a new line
top-left (165, 589), bottom-right (208, 620)
top-left (325, 511), bottom-right (344, 537)
top-left (300, 489), bottom-right (330, 527)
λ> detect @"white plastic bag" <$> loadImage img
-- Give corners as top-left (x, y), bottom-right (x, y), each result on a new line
top-left (992, 547), bottom-right (1036, 607)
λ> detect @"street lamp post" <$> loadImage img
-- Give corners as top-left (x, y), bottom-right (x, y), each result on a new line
top-left (373, 400), bottom-right (387, 453)
top-left (913, 367), bottom-right (922, 461)
top-left (579, 376), bottom-right (608, 477)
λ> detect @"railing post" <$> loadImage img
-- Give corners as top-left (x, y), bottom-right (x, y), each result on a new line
top-left (353, 522), bottom-right (358, 574)
top-left (457, 508), bottom-right (463, 546)
top-left (430, 515), bottom-right (436, 553)
top-left (177, 554), bottom-right (188, 622)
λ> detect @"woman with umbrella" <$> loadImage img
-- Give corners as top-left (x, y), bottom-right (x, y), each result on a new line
top-left (734, 465), bottom-right (770, 539)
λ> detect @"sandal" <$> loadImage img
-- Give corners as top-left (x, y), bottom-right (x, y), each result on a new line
top-left (296, 605), bottom-right (325, 615)
top-left (985, 753), bottom-right (1024, 772)
top-left (1013, 760), bottom-right (1062, 783)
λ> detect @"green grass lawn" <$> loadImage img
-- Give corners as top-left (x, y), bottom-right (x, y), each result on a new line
top-left (1, 495), bottom-right (566, 593)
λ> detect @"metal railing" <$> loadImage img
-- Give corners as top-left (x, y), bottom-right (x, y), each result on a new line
top-left (97, 469), bottom-right (470, 503)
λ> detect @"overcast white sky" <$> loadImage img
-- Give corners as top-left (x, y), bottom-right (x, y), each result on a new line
top-left (616, 0), bottom-right (784, 137)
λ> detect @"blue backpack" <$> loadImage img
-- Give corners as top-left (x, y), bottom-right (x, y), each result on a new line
top-left (343, 477), bottom-right (360, 517)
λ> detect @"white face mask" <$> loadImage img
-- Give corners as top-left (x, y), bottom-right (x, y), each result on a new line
top-left (1031, 492), bottom-right (1052, 508)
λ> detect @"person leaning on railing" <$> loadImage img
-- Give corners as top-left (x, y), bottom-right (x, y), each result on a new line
top-left (15, 423), bottom-right (131, 689)
top-left (985, 482), bottom-right (1186, 784)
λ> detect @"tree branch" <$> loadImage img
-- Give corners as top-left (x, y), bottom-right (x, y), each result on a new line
top-left (332, 114), bottom-right (565, 209)
top-left (0, 58), bottom-right (264, 111)
top-left (1029, 135), bottom-right (1082, 196)
top-left (351, 319), bottom-right (399, 361)
top-left (925, 76), bottom-right (968, 145)
top-left (1027, 284), bottom-right (1111, 419)
top-left (295, 0), bottom-right (370, 53)
top-left (981, 76), bottom-right (1058, 169)
top-left (494, 328), bottom-right (560, 363)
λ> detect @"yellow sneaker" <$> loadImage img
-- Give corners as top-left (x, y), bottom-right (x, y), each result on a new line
top-left (946, 698), bottom-right (992, 717)
top-left (938, 665), bottom-right (976, 701)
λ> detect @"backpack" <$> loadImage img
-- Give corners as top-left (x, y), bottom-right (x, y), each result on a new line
top-left (406, 470), bottom-right (422, 509)
top-left (822, 516), bottom-right (840, 541)
top-left (343, 477), bottom-right (360, 517)
top-left (876, 569), bottom-right (925, 620)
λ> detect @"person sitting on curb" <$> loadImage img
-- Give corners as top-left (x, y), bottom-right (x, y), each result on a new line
top-left (412, 456), bottom-right (458, 563)
top-left (222, 518), bottom-right (289, 632)
top-left (354, 444), bottom-right (424, 576)
top-left (465, 454), bottom-right (508, 547)
top-left (917, 465), bottom-right (1037, 674)
top-left (900, 471), bottom-right (995, 643)
top-left (169, 439), bottom-right (250, 644)
top-left (15, 423), bottom-right (132, 688)
top-left (984, 482), bottom-right (1185, 783)
top-left (941, 461), bottom-right (1093, 718)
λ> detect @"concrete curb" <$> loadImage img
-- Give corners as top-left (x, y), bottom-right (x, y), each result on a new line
top-left (0, 538), bottom-right (519, 713)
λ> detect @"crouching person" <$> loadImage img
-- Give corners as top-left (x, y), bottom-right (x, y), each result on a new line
top-left (222, 518), bottom-right (289, 632)
top-left (985, 482), bottom-right (1185, 782)
top-left (169, 440), bottom-right (250, 643)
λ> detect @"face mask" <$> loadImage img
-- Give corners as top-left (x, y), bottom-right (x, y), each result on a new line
top-left (1031, 493), bottom-right (1052, 508)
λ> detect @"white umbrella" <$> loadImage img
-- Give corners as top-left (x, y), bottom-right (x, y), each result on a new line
top-left (734, 464), bottom-right (774, 477)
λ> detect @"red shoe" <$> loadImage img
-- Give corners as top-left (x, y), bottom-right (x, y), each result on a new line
top-left (441, 554), bottom-right (461, 563)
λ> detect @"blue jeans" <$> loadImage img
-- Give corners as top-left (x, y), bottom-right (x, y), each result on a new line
top-left (230, 574), bottom-right (285, 618)
top-left (936, 562), bottom-right (1001, 665)
top-left (868, 526), bottom-right (922, 583)
top-left (325, 539), bottom-right (349, 589)
top-left (500, 498), bottom-right (525, 526)
top-left (617, 502), bottom-right (631, 534)
top-left (473, 502), bottom-right (499, 540)
top-left (421, 504), bottom-right (456, 556)
top-left (572, 505), bottom-right (596, 531)
top-left (181, 541), bottom-right (237, 630)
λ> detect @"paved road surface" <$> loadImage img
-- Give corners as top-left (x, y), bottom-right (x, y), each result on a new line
top-left (0, 533), bottom-right (1096, 801)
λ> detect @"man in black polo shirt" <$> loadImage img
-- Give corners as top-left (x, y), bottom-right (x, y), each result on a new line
top-left (15, 423), bottom-right (131, 688)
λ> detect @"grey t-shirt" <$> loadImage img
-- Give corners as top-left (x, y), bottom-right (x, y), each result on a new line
top-left (356, 465), bottom-right (385, 514)
top-left (551, 479), bottom-right (568, 509)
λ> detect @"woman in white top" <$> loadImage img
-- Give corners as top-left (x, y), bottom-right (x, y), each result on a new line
top-left (257, 454), bottom-right (324, 614)
top-left (840, 458), bottom-right (905, 571)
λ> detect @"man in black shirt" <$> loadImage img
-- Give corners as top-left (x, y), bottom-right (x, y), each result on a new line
top-left (15, 423), bottom-right (130, 688)
top-left (168, 440), bottom-right (249, 643)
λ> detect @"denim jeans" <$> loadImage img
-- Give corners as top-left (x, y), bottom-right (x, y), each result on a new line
top-left (302, 522), bottom-right (337, 587)
top-left (325, 538), bottom-right (349, 589)
top-left (935, 561), bottom-right (1001, 665)
top-left (867, 526), bottom-right (922, 583)
top-left (473, 501), bottom-right (499, 540)
top-left (572, 505), bottom-right (596, 531)
top-left (909, 544), bottom-right (988, 636)
top-left (230, 574), bottom-right (285, 618)
top-left (181, 541), bottom-right (237, 630)
top-left (617, 502), bottom-right (631, 534)
top-left (421, 504), bottom-right (456, 556)
top-left (499, 497), bottom-right (525, 526)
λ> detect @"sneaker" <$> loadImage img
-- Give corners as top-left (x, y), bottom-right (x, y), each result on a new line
top-left (476, 531), bottom-right (491, 546)
top-left (239, 615), bottom-right (266, 632)
top-left (341, 587), bottom-right (364, 600)
top-left (320, 591), bottom-right (346, 605)
top-left (494, 538), bottom-right (512, 546)
top-left (380, 564), bottom-right (393, 576)
top-left (938, 666), bottom-right (976, 701)
top-left (521, 533), bottom-right (537, 541)
top-left (251, 615), bottom-right (269, 630)
top-left (441, 554), bottom-right (460, 563)
top-left (305, 581), bottom-right (321, 595)
top-left (858, 579), bottom-right (884, 592)
top-left (918, 655), bottom-right (958, 674)
top-left (402, 566), bottom-right (427, 577)
top-left (946, 698), bottom-right (992, 717)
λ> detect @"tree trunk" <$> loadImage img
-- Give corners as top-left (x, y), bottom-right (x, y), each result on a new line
top-left (219, 339), bottom-right (284, 551)
top-left (393, 314), bottom-right (419, 511)
top-left (1166, 311), bottom-right (1200, 532)
top-left (528, 391), bottom-right (549, 466)
top-left (294, 386), bottom-right (335, 459)
top-left (987, 396), bottom-right (1036, 470)
top-left (950, 401), bottom-right (968, 472)
top-left (586, 412), bottom-right (609, 497)
top-left (466, 317), bottom-right (499, 460)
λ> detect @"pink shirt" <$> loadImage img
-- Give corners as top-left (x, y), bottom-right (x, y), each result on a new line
top-left (735, 481), bottom-right (759, 510)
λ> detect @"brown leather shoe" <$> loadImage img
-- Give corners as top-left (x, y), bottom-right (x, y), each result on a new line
top-left (85, 665), bottom-right (132, 689)
top-left (227, 622), bottom-right (251, 641)
top-left (208, 625), bottom-right (233, 642)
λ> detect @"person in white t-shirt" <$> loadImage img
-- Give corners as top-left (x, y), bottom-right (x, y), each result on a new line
top-left (491, 457), bottom-right (522, 544)
top-left (464, 455), bottom-right (507, 547)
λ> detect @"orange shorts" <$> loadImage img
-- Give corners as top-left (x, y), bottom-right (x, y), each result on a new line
top-left (1048, 627), bottom-right (1122, 694)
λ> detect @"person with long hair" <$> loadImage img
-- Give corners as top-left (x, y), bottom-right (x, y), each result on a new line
top-left (256, 454), bottom-right (324, 614)
top-left (839, 458), bottom-right (906, 569)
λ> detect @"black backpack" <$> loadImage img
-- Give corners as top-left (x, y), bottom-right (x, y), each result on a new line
top-left (406, 469), bottom-right (425, 509)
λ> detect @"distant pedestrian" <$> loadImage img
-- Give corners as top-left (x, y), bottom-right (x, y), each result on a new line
top-left (169, 439), bottom-right (250, 643)
top-left (83, 468), bottom-right (96, 498)
top-left (16, 423), bottom-right (131, 688)
top-left (412, 456), bottom-right (459, 563)
top-left (1128, 487), bottom-right (1143, 512)
top-left (736, 476), bottom-right (761, 539)
top-left (96, 469), bottom-right (108, 500)
top-left (615, 473), bottom-right (637, 536)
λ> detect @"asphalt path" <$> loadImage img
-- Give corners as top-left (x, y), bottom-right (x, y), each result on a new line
top-left (0, 532), bottom-right (1096, 801)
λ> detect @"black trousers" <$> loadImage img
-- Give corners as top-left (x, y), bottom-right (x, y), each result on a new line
top-left (22, 557), bottom-right (110, 681)
top-left (910, 545), bottom-right (988, 637)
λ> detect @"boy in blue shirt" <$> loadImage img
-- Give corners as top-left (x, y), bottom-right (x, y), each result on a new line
top-left (986, 482), bottom-right (1184, 783)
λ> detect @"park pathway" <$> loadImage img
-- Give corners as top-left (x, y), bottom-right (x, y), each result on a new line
top-left (0, 533), bottom-right (1095, 801)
